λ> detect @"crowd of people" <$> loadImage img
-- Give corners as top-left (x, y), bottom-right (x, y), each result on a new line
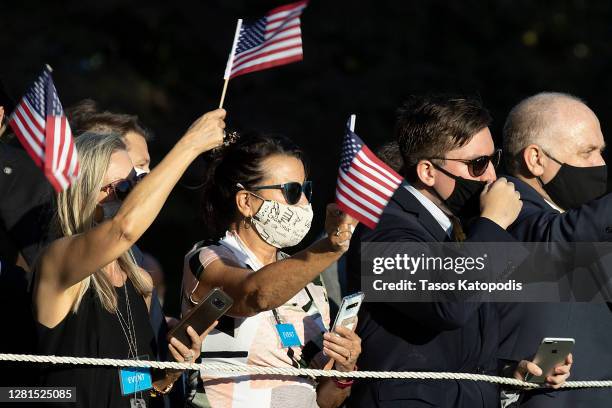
top-left (1, 89), bottom-right (611, 408)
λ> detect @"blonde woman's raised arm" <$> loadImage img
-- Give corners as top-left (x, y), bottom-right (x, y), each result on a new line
top-left (39, 109), bottom-right (226, 291)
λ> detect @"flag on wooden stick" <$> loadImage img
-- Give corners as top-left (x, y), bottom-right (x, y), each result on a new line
top-left (9, 65), bottom-right (79, 192)
top-left (335, 115), bottom-right (402, 229)
top-left (219, 1), bottom-right (308, 107)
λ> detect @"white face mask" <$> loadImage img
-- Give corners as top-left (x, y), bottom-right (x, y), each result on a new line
top-left (251, 199), bottom-right (313, 248)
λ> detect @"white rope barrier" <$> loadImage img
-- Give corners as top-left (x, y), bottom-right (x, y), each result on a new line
top-left (2, 353), bottom-right (612, 390)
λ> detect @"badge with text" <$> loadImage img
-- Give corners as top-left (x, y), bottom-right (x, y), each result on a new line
top-left (118, 356), bottom-right (152, 395)
top-left (275, 323), bottom-right (303, 348)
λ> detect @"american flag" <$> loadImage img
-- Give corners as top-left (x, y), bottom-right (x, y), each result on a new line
top-left (335, 118), bottom-right (403, 229)
top-left (9, 66), bottom-right (79, 192)
top-left (225, 1), bottom-right (308, 79)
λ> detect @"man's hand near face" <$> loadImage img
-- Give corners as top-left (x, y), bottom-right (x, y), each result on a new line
top-left (480, 177), bottom-right (523, 229)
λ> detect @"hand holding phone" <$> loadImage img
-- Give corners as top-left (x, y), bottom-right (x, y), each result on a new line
top-left (523, 337), bottom-right (574, 384)
top-left (331, 292), bottom-right (364, 333)
top-left (168, 288), bottom-right (233, 347)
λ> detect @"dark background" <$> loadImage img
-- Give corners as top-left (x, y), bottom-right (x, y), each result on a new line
top-left (2, 0), bottom-right (611, 316)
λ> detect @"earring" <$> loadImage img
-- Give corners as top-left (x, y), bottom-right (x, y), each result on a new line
top-left (243, 216), bottom-right (252, 229)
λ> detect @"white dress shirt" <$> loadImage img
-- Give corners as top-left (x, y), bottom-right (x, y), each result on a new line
top-left (404, 183), bottom-right (453, 237)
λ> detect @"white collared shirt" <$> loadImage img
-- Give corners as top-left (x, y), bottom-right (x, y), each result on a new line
top-left (404, 183), bottom-right (453, 237)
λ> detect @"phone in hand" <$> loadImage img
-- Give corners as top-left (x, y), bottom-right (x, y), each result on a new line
top-left (168, 288), bottom-right (233, 346)
top-left (525, 337), bottom-right (574, 383)
top-left (331, 292), bottom-right (364, 332)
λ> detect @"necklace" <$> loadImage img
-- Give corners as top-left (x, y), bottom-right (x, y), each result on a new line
top-left (116, 279), bottom-right (147, 405)
top-left (116, 282), bottom-right (138, 359)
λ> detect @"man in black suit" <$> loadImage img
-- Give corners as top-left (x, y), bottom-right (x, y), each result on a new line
top-left (346, 95), bottom-right (571, 408)
top-left (500, 92), bottom-right (612, 407)
top-left (0, 80), bottom-right (54, 268)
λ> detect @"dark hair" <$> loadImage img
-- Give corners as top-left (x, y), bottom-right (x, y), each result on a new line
top-left (66, 99), bottom-right (151, 140)
top-left (394, 94), bottom-right (492, 182)
top-left (201, 132), bottom-right (306, 238)
top-left (375, 141), bottom-right (404, 174)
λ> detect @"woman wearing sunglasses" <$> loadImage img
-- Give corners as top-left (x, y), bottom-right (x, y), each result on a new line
top-left (33, 109), bottom-right (226, 407)
top-left (181, 133), bottom-right (360, 408)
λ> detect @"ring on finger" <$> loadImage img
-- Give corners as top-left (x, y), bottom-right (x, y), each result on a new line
top-left (184, 352), bottom-right (194, 362)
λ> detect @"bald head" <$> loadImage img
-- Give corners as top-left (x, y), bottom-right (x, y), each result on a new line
top-left (503, 92), bottom-right (605, 175)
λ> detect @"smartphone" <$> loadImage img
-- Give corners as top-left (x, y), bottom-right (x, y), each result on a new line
top-left (331, 292), bottom-right (365, 332)
top-left (168, 288), bottom-right (233, 346)
top-left (525, 337), bottom-right (574, 383)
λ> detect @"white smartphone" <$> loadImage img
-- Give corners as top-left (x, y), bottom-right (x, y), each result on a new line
top-left (525, 337), bottom-right (575, 383)
top-left (331, 292), bottom-right (364, 332)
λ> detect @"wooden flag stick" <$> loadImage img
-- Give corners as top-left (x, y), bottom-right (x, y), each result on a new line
top-left (219, 19), bottom-right (243, 109)
top-left (219, 79), bottom-right (230, 109)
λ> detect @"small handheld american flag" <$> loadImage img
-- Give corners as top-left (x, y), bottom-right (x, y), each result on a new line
top-left (224, 1), bottom-right (308, 80)
top-left (9, 65), bottom-right (79, 192)
top-left (335, 115), bottom-right (403, 229)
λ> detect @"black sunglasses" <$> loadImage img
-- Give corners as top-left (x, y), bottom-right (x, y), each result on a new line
top-left (249, 181), bottom-right (313, 205)
top-left (101, 172), bottom-right (146, 201)
top-left (429, 149), bottom-right (502, 177)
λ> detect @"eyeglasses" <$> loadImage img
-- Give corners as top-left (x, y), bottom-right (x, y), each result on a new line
top-left (429, 149), bottom-right (502, 177)
top-left (101, 172), bottom-right (146, 201)
top-left (248, 181), bottom-right (313, 205)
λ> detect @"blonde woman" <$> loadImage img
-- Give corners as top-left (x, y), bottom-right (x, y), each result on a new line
top-left (33, 109), bottom-right (226, 408)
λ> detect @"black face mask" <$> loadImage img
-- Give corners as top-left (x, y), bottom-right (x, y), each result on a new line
top-left (540, 162), bottom-right (607, 210)
top-left (432, 164), bottom-right (487, 219)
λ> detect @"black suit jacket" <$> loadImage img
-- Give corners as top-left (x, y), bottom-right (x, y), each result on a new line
top-left (0, 142), bottom-right (54, 266)
top-left (499, 176), bottom-right (612, 407)
top-left (345, 186), bottom-right (517, 408)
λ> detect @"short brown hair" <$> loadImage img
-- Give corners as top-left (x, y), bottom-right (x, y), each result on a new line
top-left (66, 99), bottom-right (151, 140)
top-left (395, 94), bottom-right (492, 181)
top-left (375, 141), bottom-right (404, 174)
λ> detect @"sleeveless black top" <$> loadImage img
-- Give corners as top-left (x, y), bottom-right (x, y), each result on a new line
top-left (37, 279), bottom-right (156, 407)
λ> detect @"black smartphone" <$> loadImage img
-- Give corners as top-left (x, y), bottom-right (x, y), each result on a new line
top-left (168, 288), bottom-right (233, 346)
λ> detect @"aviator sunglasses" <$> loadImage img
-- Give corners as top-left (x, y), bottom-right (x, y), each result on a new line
top-left (429, 149), bottom-right (502, 177)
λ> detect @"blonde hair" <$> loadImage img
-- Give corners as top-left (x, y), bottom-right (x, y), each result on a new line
top-left (55, 132), bottom-right (152, 313)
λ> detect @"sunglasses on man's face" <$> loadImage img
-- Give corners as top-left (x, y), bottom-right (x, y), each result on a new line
top-left (101, 172), bottom-right (146, 201)
top-left (430, 149), bottom-right (502, 177)
top-left (249, 181), bottom-right (313, 205)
